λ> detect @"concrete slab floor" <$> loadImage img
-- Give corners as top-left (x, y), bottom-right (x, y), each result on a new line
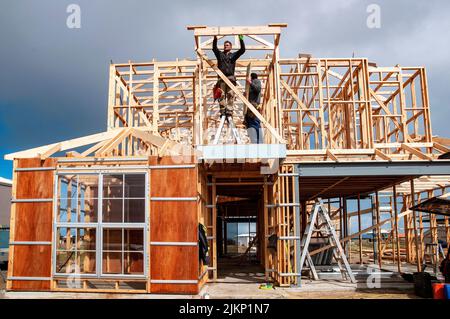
top-left (0, 285), bottom-right (420, 299)
top-left (0, 264), bottom-right (426, 299)
top-left (1, 291), bottom-right (200, 299)
top-left (200, 278), bottom-right (418, 299)
top-left (1, 276), bottom-right (418, 299)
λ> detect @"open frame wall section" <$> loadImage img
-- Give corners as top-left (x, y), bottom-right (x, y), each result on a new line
top-left (264, 165), bottom-right (300, 287)
top-left (379, 176), bottom-right (450, 272)
top-left (280, 59), bottom-right (448, 162)
top-left (108, 61), bottom-right (198, 145)
top-left (197, 58), bottom-right (273, 145)
top-left (369, 66), bottom-right (435, 157)
top-left (291, 161), bottom-right (450, 275)
top-left (279, 58), bottom-right (372, 153)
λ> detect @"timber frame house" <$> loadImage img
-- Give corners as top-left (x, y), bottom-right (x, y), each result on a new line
top-left (4, 24), bottom-right (450, 294)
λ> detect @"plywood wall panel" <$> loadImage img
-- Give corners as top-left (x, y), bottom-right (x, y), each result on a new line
top-left (148, 156), bottom-right (200, 294)
top-left (16, 158), bottom-right (55, 199)
top-left (11, 245), bottom-right (52, 291)
top-left (150, 168), bottom-right (197, 197)
top-left (14, 203), bottom-right (52, 242)
top-left (150, 246), bottom-right (198, 279)
top-left (150, 201), bottom-right (197, 242)
top-left (150, 283), bottom-right (198, 294)
top-left (8, 158), bottom-right (56, 292)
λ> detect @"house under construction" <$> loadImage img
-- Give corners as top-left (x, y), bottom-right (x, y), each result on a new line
top-left (4, 24), bottom-right (450, 295)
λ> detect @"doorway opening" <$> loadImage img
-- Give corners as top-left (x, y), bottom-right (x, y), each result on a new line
top-left (215, 190), bottom-right (266, 284)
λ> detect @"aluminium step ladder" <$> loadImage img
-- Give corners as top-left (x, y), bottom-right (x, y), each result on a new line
top-left (298, 198), bottom-right (356, 286)
top-left (213, 114), bottom-right (242, 144)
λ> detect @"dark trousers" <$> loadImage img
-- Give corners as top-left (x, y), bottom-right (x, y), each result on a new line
top-left (247, 126), bottom-right (264, 144)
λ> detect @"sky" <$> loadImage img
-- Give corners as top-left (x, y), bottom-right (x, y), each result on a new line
top-left (1, 0), bottom-right (450, 179)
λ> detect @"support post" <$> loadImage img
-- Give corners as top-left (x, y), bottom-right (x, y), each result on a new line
top-left (357, 194), bottom-right (363, 264)
top-left (393, 185), bottom-right (401, 273)
top-left (212, 176), bottom-right (217, 281)
top-left (263, 176), bottom-right (269, 281)
top-left (375, 191), bottom-right (382, 269)
top-left (410, 179), bottom-right (422, 272)
top-left (293, 166), bottom-right (301, 287)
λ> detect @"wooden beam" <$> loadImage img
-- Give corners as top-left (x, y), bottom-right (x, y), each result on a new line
top-left (191, 25), bottom-right (282, 36)
top-left (5, 130), bottom-right (121, 160)
top-left (374, 149), bottom-right (392, 161)
top-left (400, 143), bottom-right (433, 160)
top-left (308, 176), bottom-right (350, 200)
top-left (80, 140), bottom-right (109, 157)
top-left (393, 185), bottom-right (402, 273)
top-left (197, 50), bottom-right (285, 143)
top-left (310, 209), bottom-right (413, 257)
top-left (280, 80), bottom-right (320, 128)
top-left (39, 143), bottom-right (61, 160)
top-left (433, 142), bottom-right (450, 153)
top-left (326, 149), bottom-right (338, 162)
top-left (95, 128), bottom-right (130, 156)
top-left (433, 136), bottom-right (450, 146)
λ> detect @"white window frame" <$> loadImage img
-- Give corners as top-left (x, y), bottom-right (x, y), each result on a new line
top-left (52, 171), bottom-right (149, 279)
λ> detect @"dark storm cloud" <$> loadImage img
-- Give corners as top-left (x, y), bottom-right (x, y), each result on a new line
top-left (1, 0), bottom-right (449, 178)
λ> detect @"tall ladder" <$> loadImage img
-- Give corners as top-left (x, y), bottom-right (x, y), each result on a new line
top-left (213, 114), bottom-right (242, 144)
top-left (298, 198), bottom-right (356, 286)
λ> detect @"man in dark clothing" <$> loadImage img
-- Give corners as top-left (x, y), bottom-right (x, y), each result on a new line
top-left (440, 248), bottom-right (450, 283)
top-left (212, 35), bottom-right (246, 117)
top-left (244, 73), bottom-right (263, 144)
top-left (198, 223), bottom-right (210, 265)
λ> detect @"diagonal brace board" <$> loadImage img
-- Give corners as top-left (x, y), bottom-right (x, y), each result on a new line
top-left (280, 80), bottom-right (320, 128)
top-left (196, 50), bottom-right (285, 144)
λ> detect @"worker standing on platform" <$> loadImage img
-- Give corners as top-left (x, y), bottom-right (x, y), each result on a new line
top-left (244, 73), bottom-right (263, 144)
top-left (212, 35), bottom-right (246, 117)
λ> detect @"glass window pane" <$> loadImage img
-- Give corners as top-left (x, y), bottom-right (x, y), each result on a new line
top-left (78, 175), bottom-right (99, 199)
top-left (56, 251), bottom-right (75, 273)
top-left (57, 227), bottom-right (75, 250)
top-left (77, 228), bottom-right (96, 250)
top-left (124, 199), bottom-right (145, 223)
top-left (70, 206), bottom-right (77, 223)
top-left (58, 175), bottom-right (77, 199)
top-left (58, 177), bottom-right (69, 198)
top-left (69, 179), bottom-right (78, 203)
top-left (58, 199), bottom-right (68, 223)
top-left (124, 174), bottom-right (145, 198)
top-left (102, 198), bottom-right (123, 222)
top-left (55, 172), bottom-right (148, 277)
top-left (124, 229), bottom-right (144, 251)
top-left (103, 252), bottom-right (122, 274)
top-left (123, 252), bottom-right (144, 274)
top-left (102, 228), bottom-right (122, 251)
top-left (77, 251), bottom-right (96, 273)
top-left (79, 197), bottom-right (98, 222)
top-left (103, 174), bottom-right (124, 198)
